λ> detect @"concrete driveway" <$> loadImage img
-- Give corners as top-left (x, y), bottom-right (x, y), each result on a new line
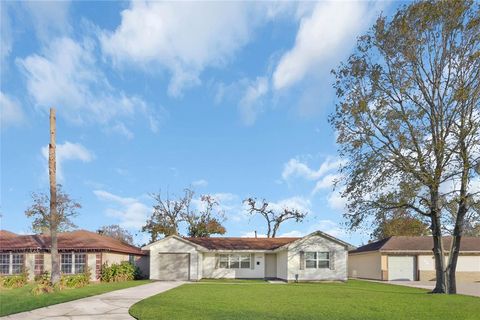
top-left (2, 281), bottom-right (183, 320)
top-left (388, 281), bottom-right (480, 297)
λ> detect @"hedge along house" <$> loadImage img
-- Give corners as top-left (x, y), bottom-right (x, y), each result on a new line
top-left (143, 231), bottom-right (354, 282)
top-left (348, 236), bottom-right (480, 282)
top-left (0, 230), bottom-right (149, 281)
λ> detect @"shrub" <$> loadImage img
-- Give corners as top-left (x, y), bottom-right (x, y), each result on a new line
top-left (31, 271), bottom-right (55, 295)
top-left (60, 269), bottom-right (91, 288)
top-left (0, 269), bottom-right (28, 289)
top-left (100, 261), bottom-right (140, 282)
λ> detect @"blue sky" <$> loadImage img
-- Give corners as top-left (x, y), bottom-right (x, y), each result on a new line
top-left (1, 1), bottom-right (402, 246)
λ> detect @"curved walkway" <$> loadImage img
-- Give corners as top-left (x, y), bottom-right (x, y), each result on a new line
top-left (1, 281), bottom-right (183, 320)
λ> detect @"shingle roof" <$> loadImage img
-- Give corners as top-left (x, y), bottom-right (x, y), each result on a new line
top-left (350, 236), bottom-right (480, 254)
top-left (0, 230), bottom-right (145, 255)
top-left (185, 237), bottom-right (300, 250)
top-left (0, 230), bottom-right (18, 238)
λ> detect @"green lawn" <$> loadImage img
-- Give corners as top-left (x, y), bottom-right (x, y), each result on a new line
top-left (129, 280), bottom-right (480, 320)
top-left (0, 280), bottom-right (150, 316)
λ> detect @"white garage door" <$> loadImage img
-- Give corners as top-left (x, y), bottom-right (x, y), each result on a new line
top-left (388, 256), bottom-right (415, 281)
top-left (158, 253), bottom-right (190, 280)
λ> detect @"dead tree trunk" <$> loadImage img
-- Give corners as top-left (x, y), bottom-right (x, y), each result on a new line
top-left (49, 108), bottom-right (60, 285)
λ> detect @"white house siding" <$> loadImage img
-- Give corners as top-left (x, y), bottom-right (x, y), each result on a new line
top-left (348, 252), bottom-right (383, 280)
top-left (287, 235), bottom-right (348, 281)
top-left (202, 252), bottom-right (265, 279)
top-left (276, 250), bottom-right (288, 280)
top-left (148, 237), bottom-right (200, 281)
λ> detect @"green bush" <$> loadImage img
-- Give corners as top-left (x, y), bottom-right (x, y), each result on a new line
top-left (100, 261), bottom-right (140, 282)
top-left (0, 269), bottom-right (28, 289)
top-left (60, 269), bottom-right (91, 288)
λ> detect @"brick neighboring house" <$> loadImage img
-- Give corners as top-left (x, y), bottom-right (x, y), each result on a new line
top-left (348, 236), bottom-right (480, 282)
top-left (0, 229), bottom-right (149, 281)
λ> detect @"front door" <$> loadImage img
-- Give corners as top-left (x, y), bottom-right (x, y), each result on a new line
top-left (264, 254), bottom-right (277, 279)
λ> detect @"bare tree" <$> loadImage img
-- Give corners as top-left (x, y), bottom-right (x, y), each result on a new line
top-left (244, 198), bottom-right (307, 238)
top-left (184, 195), bottom-right (226, 237)
top-left (143, 189), bottom-right (228, 241)
top-left (97, 224), bottom-right (134, 245)
top-left (142, 189), bottom-right (193, 242)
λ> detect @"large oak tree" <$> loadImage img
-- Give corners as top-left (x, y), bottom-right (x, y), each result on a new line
top-left (330, 0), bottom-right (479, 293)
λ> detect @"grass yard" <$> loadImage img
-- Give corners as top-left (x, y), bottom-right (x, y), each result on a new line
top-left (129, 280), bottom-right (480, 320)
top-left (0, 280), bottom-right (150, 316)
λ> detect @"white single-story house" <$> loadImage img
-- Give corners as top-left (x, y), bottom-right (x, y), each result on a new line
top-left (348, 236), bottom-right (480, 282)
top-left (142, 231), bottom-right (354, 282)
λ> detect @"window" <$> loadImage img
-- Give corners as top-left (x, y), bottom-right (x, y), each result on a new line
top-left (61, 253), bottom-right (73, 274)
top-left (11, 254), bottom-right (23, 274)
top-left (62, 253), bottom-right (87, 274)
top-left (219, 254), bottom-right (229, 268)
top-left (240, 255), bottom-right (250, 269)
top-left (229, 255), bottom-right (240, 268)
top-left (129, 254), bottom-right (135, 265)
top-left (305, 252), bottom-right (329, 269)
top-left (218, 254), bottom-right (250, 269)
top-left (74, 253), bottom-right (86, 273)
top-left (0, 253), bottom-right (24, 274)
top-left (0, 254), bottom-right (9, 274)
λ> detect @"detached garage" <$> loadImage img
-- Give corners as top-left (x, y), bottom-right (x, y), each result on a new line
top-left (348, 236), bottom-right (480, 282)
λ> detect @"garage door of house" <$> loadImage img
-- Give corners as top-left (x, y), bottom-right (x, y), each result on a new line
top-left (388, 256), bottom-right (415, 281)
top-left (158, 253), bottom-right (190, 280)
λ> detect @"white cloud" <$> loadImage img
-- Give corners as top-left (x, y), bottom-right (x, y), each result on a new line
top-left (41, 141), bottom-right (94, 182)
top-left (192, 179), bottom-right (208, 188)
top-left (94, 190), bottom-right (150, 229)
top-left (21, 1), bottom-right (71, 43)
top-left (282, 157), bottom-right (344, 181)
top-left (279, 230), bottom-right (304, 237)
top-left (310, 219), bottom-right (345, 238)
top-left (268, 196), bottom-right (311, 214)
top-left (239, 77), bottom-right (269, 125)
top-left (18, 37), bottom-right (159, 137)
top-left (273, 1), bottom-right (378, 90)
top-left (0, 92), bottom-right (24, 128)
top-left (312, 173), bottom-right (342, 195)
top-left (108, 122), bottom-right (134, 140)
top-left (1, 3), bottom-right (12, 63)
top-left (327, 189), bottom-right (347, 211)
top-left (100, 1), bottom-right (264, 96)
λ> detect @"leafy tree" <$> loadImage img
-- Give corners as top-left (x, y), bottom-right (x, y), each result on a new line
top-left (25, 185), bottom-right (80, 285)
top-left (330, 0), bottom-right (479, 293)
top-left (243, 198), bottom-right (307, 238)
top-left (142, 188), bottom-right (227, 241)
top-left (25, 186), bottom-right (80, 233)
top-left (184, 195), bottom-right (226, 237)
top-left (371, 210), bottom-right (430, 240)
top-left (97, 224), bottom-right (134, 245)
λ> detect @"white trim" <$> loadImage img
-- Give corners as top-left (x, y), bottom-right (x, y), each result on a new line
top-left (274, 231), bottom-right (355, 252)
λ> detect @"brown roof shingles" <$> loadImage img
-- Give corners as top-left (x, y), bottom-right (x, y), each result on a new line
top-left (350, 236), bottom-right (480, 254)
top-left (0, 230), bottom-right (145, 255)
top-left (185, 237), bottom-right (299, 250)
